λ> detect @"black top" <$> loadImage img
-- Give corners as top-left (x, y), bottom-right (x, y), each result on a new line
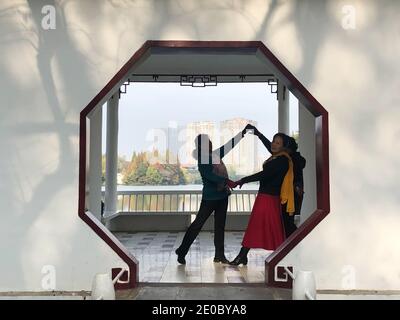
top-left (290, 151), bottom-right (306, 189)
top-left (241, 155), bottom-right (289, 196)
top-left (198, 132), bottom-right (244, 200)
top-left (258, 133), bottom-right (306, 188)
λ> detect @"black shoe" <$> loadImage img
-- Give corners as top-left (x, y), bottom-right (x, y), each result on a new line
top-left (213, 256), bottom-right (230, 264)
top-left (229, 255), bottom-right (248, 266)
top-left (175, 249), bottom-right (186, 265)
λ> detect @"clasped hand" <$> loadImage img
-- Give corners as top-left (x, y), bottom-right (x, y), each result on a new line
top-left (225, 123), bottom-right (258, 190)
top-left (227, 179), bottom-right (244, 189)
top-left (242, 123), bottom-right (259, 136)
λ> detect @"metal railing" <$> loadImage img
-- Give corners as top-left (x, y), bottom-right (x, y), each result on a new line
top-left (103, 188), bottom-right (258, 215)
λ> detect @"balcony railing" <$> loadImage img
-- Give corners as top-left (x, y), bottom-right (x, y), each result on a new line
top-left (103, 188), bottom-right (258, 215)
top-left (101, 186), bottom-right (260, 232)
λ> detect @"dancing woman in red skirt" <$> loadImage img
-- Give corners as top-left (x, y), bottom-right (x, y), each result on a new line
top-left (229, 133), bottom-right (295, 266)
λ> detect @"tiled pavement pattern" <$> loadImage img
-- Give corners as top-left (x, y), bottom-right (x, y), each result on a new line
top-left (115, 231), bottom-right (272, 283)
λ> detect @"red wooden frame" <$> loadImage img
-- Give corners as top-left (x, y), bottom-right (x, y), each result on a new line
top-left (79, 40), bottom-right (330, 289)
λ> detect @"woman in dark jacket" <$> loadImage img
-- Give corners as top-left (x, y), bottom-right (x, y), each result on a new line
top-left (229, 132), bottom-right (294, 266)
top-left (175, 128), bottom-right (247, 265)
top-left (244, 125), bottom-right (306, 237)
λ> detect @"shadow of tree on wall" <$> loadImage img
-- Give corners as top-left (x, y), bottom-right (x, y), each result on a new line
top-left (253, 0), bottom-right (278, 41)
top-left (0, 0), bottom-right (101, 288)
top-left (253, 0), bottom-right (330, 88)
top-left (0, 0), bottom-right (328, 288)
top-left (2, 0), bottom-right (398, 289)
top-left (289, 0), bottom-right (330, 86)
top-left (26, 0), bottom-right (98, 263)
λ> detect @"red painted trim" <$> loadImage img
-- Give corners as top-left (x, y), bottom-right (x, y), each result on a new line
top-left (78, 40), bottom-right (330, 289)
top-left (78, 113), bottom-right (86, 216)
top-left (81, 41), bottom-right (152, 118)
top-left (257, 44), bottom-right (327, 117)
top-left (264, 115), bottom-right (330, 288)
top-left (147, 40), bottom-right (261, 48)
top-left (265, 209), bottom-right (329, 287)
top-left (79, 114), bottom-right (138, 288)
top-left (255, 42), bottom-right (330, 288)
top-left (112, 268), bottom-right (130, 290)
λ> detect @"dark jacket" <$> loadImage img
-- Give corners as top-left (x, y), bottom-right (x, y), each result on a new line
top-left (197, 132), bottom-right (244, 200)
top-left (241, 155), bottom-right (289, 195)
top-left (257, 133), bottom-right (306, 189)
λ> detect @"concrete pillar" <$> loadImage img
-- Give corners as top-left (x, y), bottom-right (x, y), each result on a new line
top-left (104, 93), bottom-right (119, 218)
top-left (278, 82), bottom-right (290, 135)
top-left (88, 106), bottom-right (103, 220)
top-left (298, 102), bottom-right (317, 224)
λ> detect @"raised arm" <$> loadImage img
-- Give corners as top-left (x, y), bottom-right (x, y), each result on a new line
top-left (215, 130), bottom-right (245, 159)
top-left (257, 132), bottom-right (272, 154)
top-left (243, 124), bottom-right (272, 154)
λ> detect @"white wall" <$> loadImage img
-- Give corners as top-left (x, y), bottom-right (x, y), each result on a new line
top-left (0, 0), bottom-right (399, 291)
top-left (88, 107), bottom-right (103, 220)
top-left (299, 102), bottom-right (317, 223)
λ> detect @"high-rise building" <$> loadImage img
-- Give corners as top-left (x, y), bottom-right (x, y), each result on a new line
top-left (155, 122), bottom-right (186, 164)
top-left (183, 121), bottom-right (216, 165)
top-left (180, 118), bottom-right (258, 174)
top-left (220, 118), bottom-right (258, 175)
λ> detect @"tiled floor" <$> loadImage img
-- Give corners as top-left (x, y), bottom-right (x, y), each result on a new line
top-left (115, 231), bottom-right (273, 283)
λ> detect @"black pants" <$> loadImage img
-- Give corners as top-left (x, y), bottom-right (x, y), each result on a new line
top-left (177, 197), bottom-right (228, 257)
top-left (281, 192), bottom-right (303, 238)
top-left (281, 210), bottom-right (297, 238)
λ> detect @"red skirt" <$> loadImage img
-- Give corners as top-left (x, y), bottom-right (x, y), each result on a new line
top-left (242, 193), bottom-right (285, 251)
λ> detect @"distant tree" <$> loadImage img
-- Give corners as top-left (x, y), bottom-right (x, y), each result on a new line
top-left (175, 158), bottom-right (186, 184)
top-left (123, 162), bottom-right (148, 185)
top-left (122, 152), bottom-right (150, 185)
top-left (154, 163), bottom-right (186, 185)
top-left (121, 149), bottom-right (192, 185)
top-left (118, 156), bottom-right (130, 175)
top-left (102, 155), bottom-right (130, 185)
top-left (145, 166), bottom-right (163, 184)
top-left (182, 166), bottom-right (202, 184)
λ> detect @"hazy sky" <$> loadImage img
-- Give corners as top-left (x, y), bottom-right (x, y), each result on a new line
top-left (102, 83), bottom-right (299, 160)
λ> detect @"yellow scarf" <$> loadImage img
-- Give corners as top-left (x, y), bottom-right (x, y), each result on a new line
top-left (267, 151), bottom-right (295, 215)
